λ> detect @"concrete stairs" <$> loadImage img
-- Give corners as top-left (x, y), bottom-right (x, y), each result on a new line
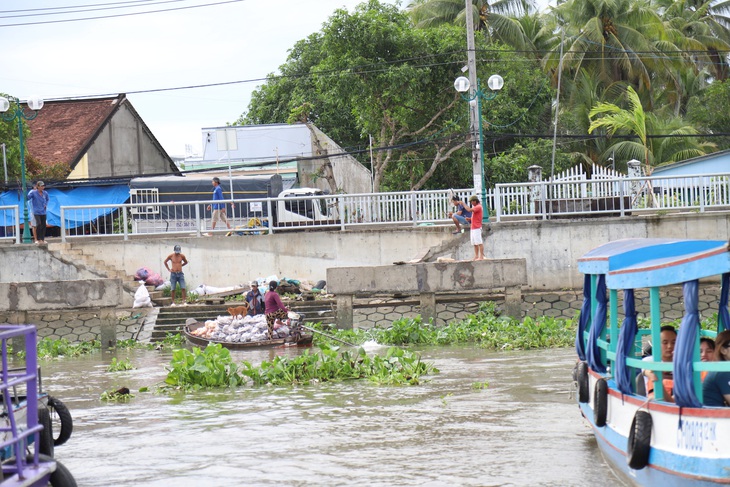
top-left (151, 298), bottom-right (336, 342)
top-left (47, 242), bottom-right (170, 307)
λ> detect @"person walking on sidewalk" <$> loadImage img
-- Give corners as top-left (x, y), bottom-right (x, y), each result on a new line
top-left (466, 195), bottom-right (485, 261)
top-left (27, 181), bottom-right (49, 244)
top-left (206, 177), bottom-right (231, 231)
top-left (164, 245), bottom-right (188, 306)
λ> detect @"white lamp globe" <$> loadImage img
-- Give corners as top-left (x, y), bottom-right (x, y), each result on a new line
top-left (27, 96), bottom-right (44, 111)
top-left (454, 76), bottom-right (471, 93)
top-left (487, 74), bottom-right (504, 91)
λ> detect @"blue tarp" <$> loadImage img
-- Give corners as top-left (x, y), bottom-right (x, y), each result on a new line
top-left (0, 185), bottom-right (130, 229)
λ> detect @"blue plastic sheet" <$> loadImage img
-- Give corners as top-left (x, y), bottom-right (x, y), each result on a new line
top-left (615, 289), bottom-right (638, 394)
top-left (586, 274), bottom-right (607, 373)
top-left (0, 185), bottom-right (129, 229)
top-left (673, 280), bottom-right (702, 408)
top-left (719, 273), bottom-right (730, 333)
top-left (575, 274), bottom-right (591, 361)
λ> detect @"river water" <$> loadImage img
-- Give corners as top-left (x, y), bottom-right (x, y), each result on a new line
top-left (37, 345), bottom-right (623, 486)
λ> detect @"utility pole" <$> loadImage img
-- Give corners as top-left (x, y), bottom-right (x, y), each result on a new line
top-left (464, 0), bottom-right (482, 198)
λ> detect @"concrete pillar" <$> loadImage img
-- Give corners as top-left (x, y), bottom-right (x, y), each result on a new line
top-left (335, 294), bottom-right (354, 330)
top-left (627, 159), bottom-right (643, 201)
top-left (503, 286), bottom-right (523, 319)
top-left (528, 165), bottom-right (543, 214)
top-left (100, 310), bottom-right (117, 350)
top-left (420, 292), bottom-right (436, 324)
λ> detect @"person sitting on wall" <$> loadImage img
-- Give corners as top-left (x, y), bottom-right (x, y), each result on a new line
top-left (702, 330), bottom-right (730, 407)
top-left (642, 325), bottom-right (677, 402)
top-left (447, 196), bottom-right (471, 235)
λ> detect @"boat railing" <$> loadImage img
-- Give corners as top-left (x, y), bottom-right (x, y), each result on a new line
top-left (0, 324), bottom-right (54, 483)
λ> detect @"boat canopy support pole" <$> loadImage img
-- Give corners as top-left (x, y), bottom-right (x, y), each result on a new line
top-left (609, 289), bottom-right (618, 370)
top-left (649, 287), bottom-right (665, 401)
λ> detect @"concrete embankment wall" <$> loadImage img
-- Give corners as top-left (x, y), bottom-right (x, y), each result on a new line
top-left (0, 211), bottom-right (728, 340)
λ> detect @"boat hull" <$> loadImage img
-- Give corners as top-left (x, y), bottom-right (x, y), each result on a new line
top-left (183, 322), bottom-right (313, 350)
top-left (578, 368), bottom-right (730, 486)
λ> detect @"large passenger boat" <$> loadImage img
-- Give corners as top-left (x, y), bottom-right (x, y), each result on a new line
top-left (575, 238), bottom-right (730, 485)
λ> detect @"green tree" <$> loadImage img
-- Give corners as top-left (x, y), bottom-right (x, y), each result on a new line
top-left (241, 0), bottom-right (553, 191)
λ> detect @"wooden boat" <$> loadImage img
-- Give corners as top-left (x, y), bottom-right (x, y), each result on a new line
top-left (183, 319), bottom-right (313, 350)
top-left (574, 238), bottom-right (730, 485)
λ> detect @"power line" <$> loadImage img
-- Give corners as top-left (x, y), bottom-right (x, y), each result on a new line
top-left (0, 0), bottom-right (246, 27)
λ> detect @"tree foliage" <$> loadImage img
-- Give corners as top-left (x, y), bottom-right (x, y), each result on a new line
top-left (241, 0), bottom-right (555, 190)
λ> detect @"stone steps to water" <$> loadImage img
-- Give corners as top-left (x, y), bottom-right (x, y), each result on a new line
top-left (150, 299), bottom-right (336, 342)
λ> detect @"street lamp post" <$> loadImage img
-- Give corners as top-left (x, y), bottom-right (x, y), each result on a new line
top-left (0, 95), bottom-right (44, 244)
top-left (454, 74), bottom-right (503, 204)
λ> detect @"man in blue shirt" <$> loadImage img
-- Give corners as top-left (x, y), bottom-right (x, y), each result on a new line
top-left (448, 196), bottom-right (471, 235)
top-left (206, 177), bottom-right (231, 231)
top-left (245, 281), bottom-right (265, 316)
top-left (27, 181), bottom-right (49, 245)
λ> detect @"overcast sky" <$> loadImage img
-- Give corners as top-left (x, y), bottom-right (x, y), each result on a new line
top-left (1, 0), bottom-right (551, 158)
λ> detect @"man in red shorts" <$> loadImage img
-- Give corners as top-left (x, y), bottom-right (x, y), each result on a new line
top-left (466, 195), bottom-right (485, 261)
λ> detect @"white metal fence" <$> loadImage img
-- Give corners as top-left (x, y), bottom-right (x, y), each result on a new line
top-left (0, 205), bottom-right (21, 243)
top-left (3, 171), bottom-right (728, 242)
top-left (494, 172), bottom-right (730, 221)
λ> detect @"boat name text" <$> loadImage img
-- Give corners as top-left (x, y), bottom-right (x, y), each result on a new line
top-left (676, 420), bottom-right (716, 451)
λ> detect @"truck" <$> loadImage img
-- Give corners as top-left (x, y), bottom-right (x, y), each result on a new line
top-left (128, 173), bottom-right (339, 233)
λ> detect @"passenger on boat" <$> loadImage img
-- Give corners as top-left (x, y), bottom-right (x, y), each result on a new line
top-left (245, 281), bottom-right (265, 316)
top-left (265, 281), bottom-right (289, 339)
top-left (702, 330), bottom-right (730, 407)
top-left (643, 325), bottom-right (676, 402)
top-left (700, 337), bottom-right (716, 382)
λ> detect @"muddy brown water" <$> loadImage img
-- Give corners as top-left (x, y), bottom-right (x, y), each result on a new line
top-left (35, 345), bottom-right (622, 486)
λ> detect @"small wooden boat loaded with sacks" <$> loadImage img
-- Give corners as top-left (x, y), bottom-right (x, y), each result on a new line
top-left (183, 312), bottom-right (313, 350)
top-left (574, 238), bottom-right (730, 485)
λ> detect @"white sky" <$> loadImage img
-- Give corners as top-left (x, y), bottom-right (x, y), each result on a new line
top-left (0, 0), bottom-right (552, 158)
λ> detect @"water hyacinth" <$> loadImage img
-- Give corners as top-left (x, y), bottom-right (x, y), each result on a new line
top-left (309, 303), bottom-right (578, 349)
top-left (162, 344), bottom-right (438, 391)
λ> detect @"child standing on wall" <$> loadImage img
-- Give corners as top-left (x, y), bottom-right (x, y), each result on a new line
top-left (466, 195), bottom-right (485, 261)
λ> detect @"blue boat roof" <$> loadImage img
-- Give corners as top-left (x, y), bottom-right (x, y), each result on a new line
top-left (578, 238), bottom-right (730, 289)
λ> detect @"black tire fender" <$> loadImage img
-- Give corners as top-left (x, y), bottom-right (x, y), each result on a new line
top-left (47, 396), bottom-right (73, 447)
top-left (576, 361), bottom-right (590, 403)
top-left (594, 378), bottom-right (608, 427)
top-left (627, 410), bottom-right (652, 470)
top-left (27, 453), bottom-right (78, 487)
top-left (37, 407), bottom-right (54, 458)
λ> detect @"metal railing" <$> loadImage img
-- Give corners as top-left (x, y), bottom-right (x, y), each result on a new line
top-left (494, 172), bottom-right (730, 222)
top-left (2, 171), bottom-right (722, 242)
top-left (0, 205), bottom-right (21, 243)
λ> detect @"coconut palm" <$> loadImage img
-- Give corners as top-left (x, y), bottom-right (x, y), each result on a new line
top-left (548, 0), bottom-right (669, 93)
top-left (407, 0), bottom-right (535, 49)
top-left (588, 85), bottom-right (715, 170)
top-left (657, 0), bottom-right (730, 81)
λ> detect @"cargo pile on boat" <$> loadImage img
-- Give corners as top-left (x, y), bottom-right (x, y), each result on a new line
top-left (190, 314), bottom-right (293, 343)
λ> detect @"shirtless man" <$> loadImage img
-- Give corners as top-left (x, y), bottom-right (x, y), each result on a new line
top-left (163, 245), bottom-right (188, 306)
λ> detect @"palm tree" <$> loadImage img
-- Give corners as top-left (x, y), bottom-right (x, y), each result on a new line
top-left (407, 0), bottom-right (535, 49)
top-left (548, 0), bottom-right (669, 93)
top-left (657, 0), bottom-right (730, 81)
top-left (588, 85), bottom-right (715, 170)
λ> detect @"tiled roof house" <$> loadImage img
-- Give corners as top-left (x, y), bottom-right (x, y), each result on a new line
top-left (26, 94), bottom-right (178, 180)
